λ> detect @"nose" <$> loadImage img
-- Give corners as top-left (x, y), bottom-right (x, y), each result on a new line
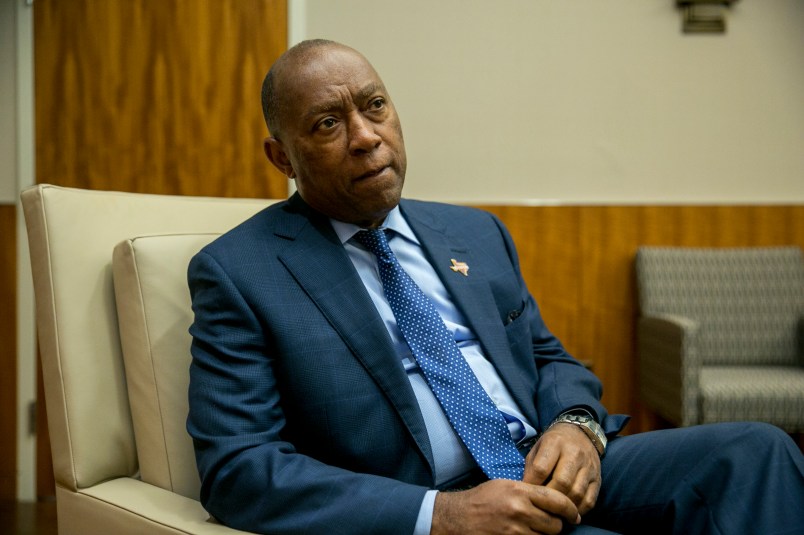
top-left (347, 112), bottom-right (382, 155)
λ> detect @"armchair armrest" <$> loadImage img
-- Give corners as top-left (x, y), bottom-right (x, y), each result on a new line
top-left (637, 314), bottom-right (701, 426)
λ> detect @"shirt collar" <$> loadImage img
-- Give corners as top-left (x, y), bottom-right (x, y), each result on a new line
top-left (330, 205), bottom-right (420, 246)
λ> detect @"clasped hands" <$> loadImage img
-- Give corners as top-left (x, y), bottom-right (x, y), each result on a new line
top-left (432, 423), bottom-right (601, 535)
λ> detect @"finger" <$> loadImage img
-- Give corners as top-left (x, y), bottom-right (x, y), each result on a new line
top-left (578, 477), bottom-right (601, 516)
top-left (544, 453), bottom-right (581, 498)
top-left (524, 503), bottom-right (571, 535)
top-left (527, 484), bottom-right (581, 527)
top-left (524, 437), bottom-right (561, 485)
top-left (547, 456), bottom-right (600, 515)
top-left (529, 514), bottom-right (564, 535)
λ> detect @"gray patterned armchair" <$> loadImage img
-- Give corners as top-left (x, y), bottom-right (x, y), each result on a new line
top-left (635, 246), bottom-right (804, 431)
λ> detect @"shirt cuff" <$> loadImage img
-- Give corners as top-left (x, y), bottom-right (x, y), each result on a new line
top-left (413, 489), bottom-right (438, 535)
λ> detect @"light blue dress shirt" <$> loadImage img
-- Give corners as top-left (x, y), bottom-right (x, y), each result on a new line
top-left (330, 207), bottom-right (537, 535)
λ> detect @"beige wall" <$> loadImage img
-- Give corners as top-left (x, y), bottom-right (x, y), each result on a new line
top-left (303, 0), bottom-right (804, 203)
top-left (0, 0), bottom-right (18, 203)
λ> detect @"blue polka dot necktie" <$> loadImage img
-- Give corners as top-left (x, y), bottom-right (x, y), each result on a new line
top-left (354, 229), bottom-right (524, 480)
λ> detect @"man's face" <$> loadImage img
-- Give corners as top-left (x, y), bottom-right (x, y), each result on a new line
top-left (265, 46), bottom-right (407, 228)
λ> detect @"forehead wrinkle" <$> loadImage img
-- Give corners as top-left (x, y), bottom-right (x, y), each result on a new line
top-left (305, 98), bottom-right (341, 119)
top-left (355, 81), bottom-right (386, 102)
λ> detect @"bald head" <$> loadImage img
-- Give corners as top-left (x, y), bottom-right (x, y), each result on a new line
top-left (261, 39), bottom-right (359, 138)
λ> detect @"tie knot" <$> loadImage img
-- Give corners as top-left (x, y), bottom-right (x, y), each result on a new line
top-left (354, 228), bottom-right (393, 258)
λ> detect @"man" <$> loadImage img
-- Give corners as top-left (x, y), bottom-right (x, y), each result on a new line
top-left (187, 39), bottom-right (804, 534)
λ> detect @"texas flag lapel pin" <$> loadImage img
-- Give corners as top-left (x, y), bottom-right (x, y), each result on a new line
top-left (449, 259), bottom-right (469, 276)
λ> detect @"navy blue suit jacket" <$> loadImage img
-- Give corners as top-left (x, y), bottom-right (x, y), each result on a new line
top-left (187, 193), bottom-right (628, 534)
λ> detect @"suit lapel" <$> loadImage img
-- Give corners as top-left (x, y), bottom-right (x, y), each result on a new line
top-left (401, 202), bottom-right (539, 426)
top-left (275, 199), bottom-right (435, 475)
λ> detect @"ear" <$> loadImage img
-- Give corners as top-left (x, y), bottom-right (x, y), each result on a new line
top-left (263, 137), bottom-right (296, 178)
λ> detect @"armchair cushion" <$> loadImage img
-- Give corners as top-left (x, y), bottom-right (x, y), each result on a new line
top-left (113, 233), bottom-right (223, 500)
top-left (699, 366), bottom-right (804, 430)
top-left (57, 479), bottom-right (247, 535)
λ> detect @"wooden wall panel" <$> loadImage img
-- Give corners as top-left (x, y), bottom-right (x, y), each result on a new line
top-left (34, 0), bottom-right (288, 197)
top-left (478, 204), bottom-right (804, 433)
top-left (0, 204), bottom-right (17, 500)
top-left (488, 206), bottom-right (584, 351)
top-left (30, 0), bottom-right (289, 500)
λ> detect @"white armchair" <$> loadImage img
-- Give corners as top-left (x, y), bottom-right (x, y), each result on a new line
top-left (22, 184), bottom-right (276, 534)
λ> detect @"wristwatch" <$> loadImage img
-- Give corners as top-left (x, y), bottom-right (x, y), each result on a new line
top-left (550, 411), bottom-right (607, 457)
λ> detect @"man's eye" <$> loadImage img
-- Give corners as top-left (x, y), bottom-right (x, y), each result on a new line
top-left (317, 117), bottom-right (337, 130)
top-left (369, 98), bottom-right (385, 110)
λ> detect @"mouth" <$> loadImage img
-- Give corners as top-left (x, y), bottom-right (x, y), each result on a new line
top-left (356, 165), bottom-right (389, 181)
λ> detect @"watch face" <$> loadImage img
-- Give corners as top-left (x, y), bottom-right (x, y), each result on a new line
top-left (567, 414), bottom-right (591, 424)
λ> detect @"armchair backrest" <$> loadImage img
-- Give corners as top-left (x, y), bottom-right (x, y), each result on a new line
top-left (113, 233), bottom-right (222, 499)
top-left (636, 246), bottom-right (804, 366)
top-left (22, 185), bottom-right (273, 492)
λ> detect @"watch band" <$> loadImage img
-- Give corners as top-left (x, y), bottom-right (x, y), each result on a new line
top-left (549, 412), bottom-right (607, 457)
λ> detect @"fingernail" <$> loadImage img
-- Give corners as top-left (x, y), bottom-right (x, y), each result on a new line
top-left (575, 514), bottom-right (582, 525)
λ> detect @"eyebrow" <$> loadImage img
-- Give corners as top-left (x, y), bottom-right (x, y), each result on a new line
top-left (304, 82), bottom-right (387, 121)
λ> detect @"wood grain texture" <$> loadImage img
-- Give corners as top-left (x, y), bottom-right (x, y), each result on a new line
top-left (0, 204), bottom-right (17, 500)
top-left (478, 204), bottom-right (804, 433)
top-left (30, 0), bottom-right (289, 499)
top-left (34, 0), bottom-right (288, 197)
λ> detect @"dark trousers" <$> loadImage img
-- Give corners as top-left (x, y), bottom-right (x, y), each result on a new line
top-left (571, 422), bottom-right (804, 535)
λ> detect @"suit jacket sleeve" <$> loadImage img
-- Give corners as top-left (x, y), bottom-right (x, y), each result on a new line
top-left (187, 249), bottom-right (428, 535)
